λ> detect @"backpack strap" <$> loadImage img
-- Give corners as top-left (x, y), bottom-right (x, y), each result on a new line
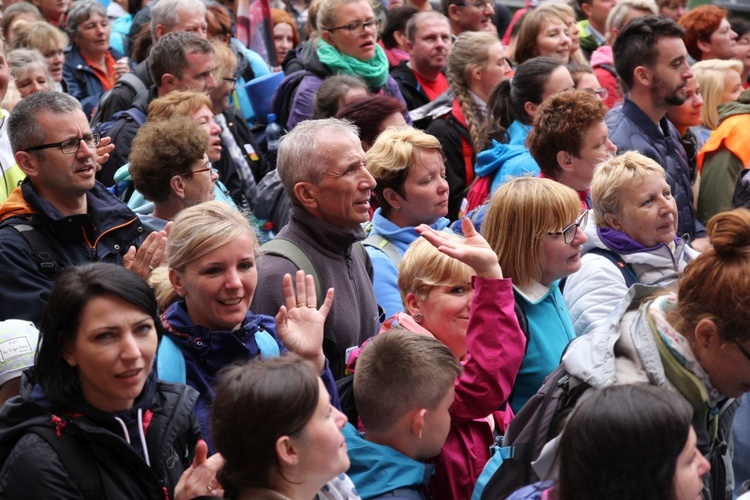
top-left (362, 234), bottom-right (402, 266)
top-left (588, 247), bottom-right (639, 288)
top-left (261, 237), bottom-right (323, 306)
top-left (7, 223), bottom-right (59, 278)
top-left (28, 424), bottom-right (102, 500)
top-left (156, 335), bottom-right (186, 384)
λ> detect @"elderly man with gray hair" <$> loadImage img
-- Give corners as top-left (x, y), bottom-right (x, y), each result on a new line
top-left (251, 118), bottom-right (380, 379)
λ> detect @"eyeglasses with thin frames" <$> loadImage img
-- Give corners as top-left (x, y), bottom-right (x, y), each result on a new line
top-left (461, 0), bottom-right (493, 8)
top-left (182, 161), bottom-right (213, 176)
top-left (222, 77), bottom-right (237, 89)
top-left (324, 19), bottom-right (382, 36)
top-left (25, 132), bottom-right (102, 155)
top-left (582, 87), bottom-right (609, 100)
top-left (547, 211), bottom-right (588, 244)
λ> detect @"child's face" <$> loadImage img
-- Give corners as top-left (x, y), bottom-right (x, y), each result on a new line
top-left (416, 385), bottom-right (454, 460)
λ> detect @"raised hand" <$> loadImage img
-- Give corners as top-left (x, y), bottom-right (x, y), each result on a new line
top-left (416, 218), bottom-right (503, 279)
top-left (275, 270), bottom-right (334, 373)
top-left (123, 228), bottom-right (168, 279)
top-left (174, 440), bottom-right (224, 500)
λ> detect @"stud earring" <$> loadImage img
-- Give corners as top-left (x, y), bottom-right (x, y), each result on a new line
top-left (414, 313), bottom-right (423, 322)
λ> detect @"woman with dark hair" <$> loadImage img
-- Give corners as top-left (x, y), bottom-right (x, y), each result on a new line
top-left (474, 56), bottom-right (574, 194)
top-left (379, 6), bottom-right (418, 69)
top-left (0, 262), bottom-right (204, 497)
top-left (508, 385), bottom-right (709, 499)
top-left (335, 94), bottom-right (406, 150)
top-left (210, 355), bottom-right (356, 499)
top-left (731, 18), bottom-right (750, 87)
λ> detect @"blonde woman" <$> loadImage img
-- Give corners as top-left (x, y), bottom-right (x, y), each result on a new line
top-left (544, 3), bottom-right (588, 66)
top-left (10, 20), bottom-right (68, 91)
top-left (425, 31), bottom-right (510, 219)
top-left (482, 177), bottom-right (586, 412)
top-left (692, 58), bottom-right (743, 137)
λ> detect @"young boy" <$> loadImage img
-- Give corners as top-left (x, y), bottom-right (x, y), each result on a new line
top-left (345, 329), bottom-right (462, 499)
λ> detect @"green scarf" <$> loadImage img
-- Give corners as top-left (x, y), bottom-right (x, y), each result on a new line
top-left (316, 38), bottom-right (388, 90)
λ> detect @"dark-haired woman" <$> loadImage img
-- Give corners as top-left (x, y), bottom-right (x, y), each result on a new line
top-left (0, 262), bottom-right (202, 497)
top-left (210, 355), bottom-right (358, 499)
top-left (474, 56), bottom-right (573, 194)
top-left (508, 385), bottom-right (710, 500)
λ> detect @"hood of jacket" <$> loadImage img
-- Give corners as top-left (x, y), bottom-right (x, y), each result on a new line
top-left (589, 44), bottom-right (613, 68)
top-left (343, 423), bottom-right (432, 498)
top-left (369, 209), bottom-right (450, 253)
top-left (474, 121), bottom-right (531, 178)
top-left (717, 98), bottom-right (750, 123)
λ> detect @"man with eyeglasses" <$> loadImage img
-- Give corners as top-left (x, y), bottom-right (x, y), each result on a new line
top-left (0, 91), bottom-right (163, 326)
top-left (440, 0), bottom-right (494, 36)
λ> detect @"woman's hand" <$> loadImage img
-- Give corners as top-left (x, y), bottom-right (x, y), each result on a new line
top-left (416, 218), bottom-right (503, 280)
top-left (96, 135), bottom-right (114, 166)
top-left (123, 224), bottom-right (170, 279)
top-left (275, 270), bottom-right (334, 373)
top-left (174, 440), bottom-right (224, 500)
top-left (113, 57), bottom-right (130, 81)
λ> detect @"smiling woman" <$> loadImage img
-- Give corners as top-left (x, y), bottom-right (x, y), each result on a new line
top-left (0, 263), bottom-right (201, 498)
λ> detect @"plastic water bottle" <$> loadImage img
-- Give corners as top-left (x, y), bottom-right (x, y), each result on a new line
top-left (265, 113), bottom-right (283, 170)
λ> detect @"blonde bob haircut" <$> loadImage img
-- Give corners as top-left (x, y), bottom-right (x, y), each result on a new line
top-left (590, 151), bottom-right (666, 228)
top-left (147, 90), bottom-right (212, 121)
top-left (692, 59), bottom-right (743, 130)
top-left (212, 39), bottom-right (237, 82)
top-left (398, 235), bottom-right (473, 305)
top-left (482, 177), bottom-right (580, 287)
top-left (366, 127), bottom-right (443, 217)
top-left (151, 201), bottom-right (259, 309)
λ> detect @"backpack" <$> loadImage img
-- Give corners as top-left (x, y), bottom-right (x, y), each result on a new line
top-left (361, 233), bottom-right (402, 266)
top-left (270, 70), bottom-right (318, 130)
top-left (93, 107), bottom-right (147, 138)
top-left (253, 170), bottom-right (291, 242)
top-left (474, 365), bottom-right (591, 500)
top-left (90, 72), bottom-right (148, 127)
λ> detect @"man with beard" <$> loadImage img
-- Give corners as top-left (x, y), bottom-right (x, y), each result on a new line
top-left (390, 12), bottom-right (453, 112)
top-left (606, 15), bottom-right (707, 246)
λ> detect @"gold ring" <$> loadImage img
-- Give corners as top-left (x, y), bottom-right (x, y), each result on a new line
top-left (297, 302), bottom-right (306, 308)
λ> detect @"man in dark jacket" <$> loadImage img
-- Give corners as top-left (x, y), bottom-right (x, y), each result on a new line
top-left (251, 119), bottom-right (380, 379)
top-left (605, 15), bottom-right (708, 249)
top-left (0, 91), bottom-right (166, 325)
top-left (90, 0), bottom-right (208, 126)
top-left (390, 11), bottom-right (452, 112)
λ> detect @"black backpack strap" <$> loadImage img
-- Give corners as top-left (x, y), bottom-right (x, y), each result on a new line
top-left (588, 247), bottom-right (639, 288)
top-left (6, 223), bottom-right (59, 278)
top-left (261, 237), bottom-right (322, 306)
top-left (28, 425), bottom-right (102, 500)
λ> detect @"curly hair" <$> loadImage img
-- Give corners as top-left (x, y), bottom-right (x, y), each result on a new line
top-left (129, 117), bottom-right (209, 203)
top-left (527, 89), bottom-right (608, 178)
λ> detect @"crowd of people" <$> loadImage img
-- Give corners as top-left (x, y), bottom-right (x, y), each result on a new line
top-left (0, 0), bottom-right (748, 498)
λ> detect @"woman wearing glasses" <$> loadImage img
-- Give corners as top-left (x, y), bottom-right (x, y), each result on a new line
top-left (482, 177), bottom-right (586, 412)
top-left (563, 151), bottom-right (698, 337)
top-left (284, 0), bottom-right (407, 130)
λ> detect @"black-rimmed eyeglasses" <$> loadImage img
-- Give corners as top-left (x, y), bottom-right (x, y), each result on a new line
top-left (324, 19), bottom-right (382, 36)
top-left (25, 132), bottom-right (101, 155)
top-left (547, 211), bottom-right (588, 244)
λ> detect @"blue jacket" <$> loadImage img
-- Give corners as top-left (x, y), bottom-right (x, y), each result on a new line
top-left (511, 282), bottom-right (576, 413)
top-left (365, 209), bottom-right (450, 320)
top-left (160, 302), bottom-right (339, 453)
top-left (63, 45), bottom-right (128, 118)
top-left (606, 98), bottom-right (705, 240)
top-left (475, 121), bottom-right (539, 193)
top-left (343, 423), bottom-right (432, 499)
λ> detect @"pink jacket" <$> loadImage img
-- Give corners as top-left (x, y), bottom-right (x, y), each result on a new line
top-left (590, 45), bottom-right (622, 109)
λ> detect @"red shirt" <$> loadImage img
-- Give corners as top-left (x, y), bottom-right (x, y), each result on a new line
top-left (414, 71), bottom-right (449, 102)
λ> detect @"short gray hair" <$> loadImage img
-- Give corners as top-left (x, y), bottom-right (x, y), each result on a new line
top-left (8, 91), bottom-right (81, 153)
top-left (65, 0), bottom-right (107, 42)
top-left (9, 48), bottom-right (51, 81)
top-left (277, 118), bottom-right (359, 203)
top-left (151, 0), bottom-right (207, 42)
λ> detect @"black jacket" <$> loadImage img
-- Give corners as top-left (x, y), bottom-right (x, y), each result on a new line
top-left (0, 371), bottom-right (200, 499)
top-left (390, 61), bottom-right (430, 112)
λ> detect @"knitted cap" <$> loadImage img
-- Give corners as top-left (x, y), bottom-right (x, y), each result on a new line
top-left (0, 320), bottom-right (39, 388)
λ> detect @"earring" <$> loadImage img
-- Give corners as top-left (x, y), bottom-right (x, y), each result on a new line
top-left (414, 313), bottom-right (423, 322)
top-left (395, 206), bottom-right (401, 212)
